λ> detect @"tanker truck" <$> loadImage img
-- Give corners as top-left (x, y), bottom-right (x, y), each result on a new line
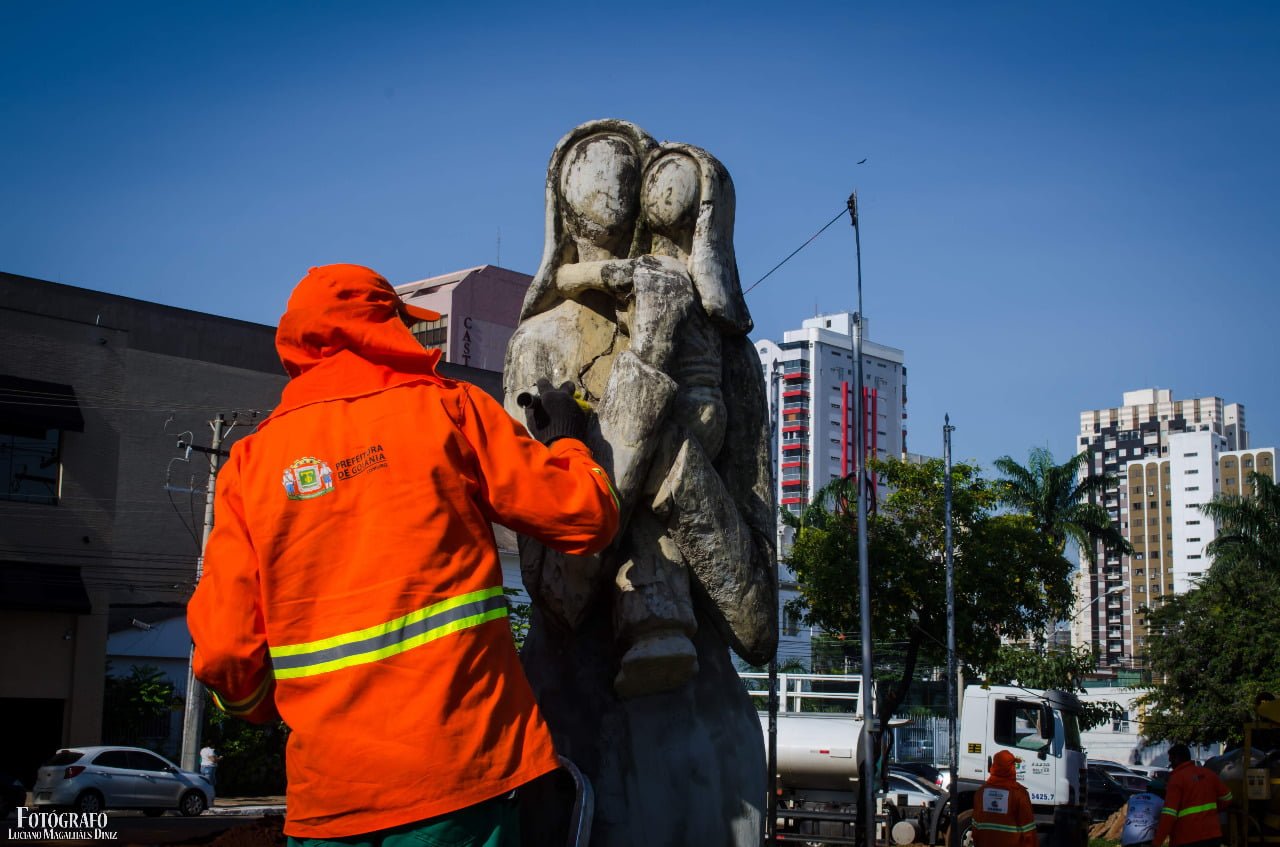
top-left (743, 673), bottom-right (1090, 847)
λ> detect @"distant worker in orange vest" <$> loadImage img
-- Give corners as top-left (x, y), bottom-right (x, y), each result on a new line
top-left (186, 264), bottom-right (620, 846)
top-left (973, 750), bottom-right (1038, 847)
top-left (1153, 743), bottom-right (1233, 847)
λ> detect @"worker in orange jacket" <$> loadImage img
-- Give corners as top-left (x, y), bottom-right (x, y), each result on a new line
top-left (972, 750), bottom-right (1038, 847)
top-left (186, 264), bottom-right (619, 844)
top-left (1153, 743), bottom-right (1233, 847)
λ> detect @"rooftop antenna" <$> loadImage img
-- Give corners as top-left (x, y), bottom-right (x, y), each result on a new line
top-left (496, 228), bottom-right (501, 267)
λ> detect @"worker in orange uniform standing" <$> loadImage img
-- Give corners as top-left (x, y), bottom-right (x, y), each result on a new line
top-left (972, 750), bottom-right (1038, 847)
top-left (1153, 743), bottom-right (1233, 847)
top-left (186, 264), bottom-right (619, 846)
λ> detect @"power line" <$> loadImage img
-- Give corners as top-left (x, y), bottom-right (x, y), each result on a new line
top-left (743, 206), bottom-right (849, 296)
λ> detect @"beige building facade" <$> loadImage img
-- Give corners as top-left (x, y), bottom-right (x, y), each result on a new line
top-left (1073, 388), bottom-right (1273, 668)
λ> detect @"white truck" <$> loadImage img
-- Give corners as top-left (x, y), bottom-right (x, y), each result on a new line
top-left (743, 674), bottom-right (1090, 847)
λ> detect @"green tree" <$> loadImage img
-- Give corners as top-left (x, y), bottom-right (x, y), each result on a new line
top-left (992, 448), bottom-right (1131, 564)
top-left (203, 703), bottom-right (289, 796)
top-left (1202, 471), bottom-right (1280, 572)
top-left (102, 664), bottom-right (180, 752)
top-left (506, 588), bottom-right (531, 650)
top-left (1137, 562), bottom-right (1280, 745)
top-left (1137, 473), bottom-right (1280, 744)
top-left (784, 458), bottom-right (1074, 726)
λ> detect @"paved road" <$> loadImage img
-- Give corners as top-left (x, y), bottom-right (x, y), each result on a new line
top-left (2, 812), bottom-right (271, 845)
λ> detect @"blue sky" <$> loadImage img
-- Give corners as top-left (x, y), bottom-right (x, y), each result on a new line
top-left (3, 2), bottom-right (1277, 469)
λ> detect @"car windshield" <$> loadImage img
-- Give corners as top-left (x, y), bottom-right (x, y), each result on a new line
top-left (43, 751), bottom-right (83, 767)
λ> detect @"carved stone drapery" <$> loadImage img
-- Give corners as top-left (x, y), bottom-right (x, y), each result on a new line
top-left (504, 119), bottom-right (776, 847)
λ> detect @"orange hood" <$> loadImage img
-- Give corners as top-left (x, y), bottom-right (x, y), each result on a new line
top-left (269, 264), bottom-right (444, 421)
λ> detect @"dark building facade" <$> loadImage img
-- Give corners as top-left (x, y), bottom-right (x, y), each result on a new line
top-left (0, 271), bottom-right (289, 784)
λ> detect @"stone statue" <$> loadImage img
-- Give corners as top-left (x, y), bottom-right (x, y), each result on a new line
top-left (504, 119), bottom-right (777, 847)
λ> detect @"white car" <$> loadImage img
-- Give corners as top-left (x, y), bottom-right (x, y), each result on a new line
top-left (33, 746), bottom-right (213, 816)
top-left (886, 770), bottom-right (943, 812)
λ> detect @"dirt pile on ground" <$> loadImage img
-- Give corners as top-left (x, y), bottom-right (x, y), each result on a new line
top-left (203, 814), bottom-right (286, 847)
top-left (1090, 803), bottom-right (1128, 841)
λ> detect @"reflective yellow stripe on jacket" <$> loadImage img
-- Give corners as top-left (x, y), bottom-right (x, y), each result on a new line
top-left (269, 586), bottom-right (508, 680)
top-left (211, 674), bottom-right (273, 716)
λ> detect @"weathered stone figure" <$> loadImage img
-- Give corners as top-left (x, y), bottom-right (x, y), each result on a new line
top-left (504, 119), bottom-right (776, 847)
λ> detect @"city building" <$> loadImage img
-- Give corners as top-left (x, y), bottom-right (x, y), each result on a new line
top-left (1072, 388), bottom-right (1273, 668)
top-left (396, 265), bottom-right (533, 371)
top-left (755, 313), bottom-right (908, 667)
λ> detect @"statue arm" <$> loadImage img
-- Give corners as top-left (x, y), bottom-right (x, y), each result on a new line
top-left (554, 259), bottom-right (637, 301)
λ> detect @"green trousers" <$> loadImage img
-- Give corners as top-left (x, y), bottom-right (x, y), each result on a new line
top-left (287, 793), bottom-right (519, 847)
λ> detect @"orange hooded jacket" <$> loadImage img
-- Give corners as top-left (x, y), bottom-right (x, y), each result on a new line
top-left (186, 264), bottom-right (619, 838)
top-left (973, 751), bottom-right (1038, 847)
top-left (1152, 760), bottom-right (1232, 847)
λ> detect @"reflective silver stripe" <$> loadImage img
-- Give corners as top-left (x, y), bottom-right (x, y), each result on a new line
top-left (270, 591), bottom-right (507, 676)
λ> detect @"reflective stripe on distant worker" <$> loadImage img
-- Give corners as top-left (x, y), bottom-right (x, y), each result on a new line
top-left (973, 823), bottom-right (1037, 833)
top-left (269, 586), bottom-right (508, 680)
top-left (1170, 802), bottom-right (1222, 817)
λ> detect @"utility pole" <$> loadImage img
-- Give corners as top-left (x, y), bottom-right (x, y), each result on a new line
top-left (766, 360), bottom-right (782, 846)
top-left (848, 191), bottom-right (876, 847)
top-left (944, 415), bottom-right (958, 847)
top-left (179, 414), bottom-right (229, 772)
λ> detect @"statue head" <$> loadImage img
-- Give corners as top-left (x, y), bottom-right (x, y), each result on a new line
top-left (522, 119), bottom-right (657, 321)
top-left (642, 143), bottom-right (752, 335)
top-left (559, 134), bottom-right (643, 253)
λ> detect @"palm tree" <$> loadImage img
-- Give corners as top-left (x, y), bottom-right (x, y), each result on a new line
top-left (1202, 471), bottom-right (1280, 571)
top-left (992, 447), bottom-right (1131, 564)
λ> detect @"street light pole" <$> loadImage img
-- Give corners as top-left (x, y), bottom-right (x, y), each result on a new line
top-left (944, 416), bottom-right (958, 847)
top-left (766, 361), bottom-right (782, 845)
top-left (848, 191), bottom-right (875, 847)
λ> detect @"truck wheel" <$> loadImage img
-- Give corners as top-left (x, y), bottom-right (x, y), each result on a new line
top-left (945, 810), bottom-right (974, 847)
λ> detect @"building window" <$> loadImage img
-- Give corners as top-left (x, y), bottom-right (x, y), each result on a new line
top-left (0, 428), bottom-right (61, 505)
top-left (1184, 469), bottom-right (1198, 475)
top-left (782, 607), bottom-right (802, 637)
top-left (410, 314), bottom-right (449, 350)
top-left (0, 376), bottom-right (83, 507)
top-left (1186, 519), bottom-right (1200, 525)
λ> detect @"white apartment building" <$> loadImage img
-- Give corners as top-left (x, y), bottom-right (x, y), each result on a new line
top-left (1073, 388), bottom-right (1273, 667)
top-left (755, 313), bottom-right (908, 668)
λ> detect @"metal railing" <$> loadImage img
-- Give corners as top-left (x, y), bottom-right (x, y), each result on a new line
top-left (742, 672), bottom-right (861, 713)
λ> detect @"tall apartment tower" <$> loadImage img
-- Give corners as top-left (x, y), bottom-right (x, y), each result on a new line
top-left (756, 313), bottom-right (908, 519)
top-left (1072, 388), bottom-right (1258, 666)
top-left (755, 314), bottom-right (907, 666)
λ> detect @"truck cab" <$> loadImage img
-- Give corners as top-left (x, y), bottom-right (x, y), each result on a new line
top-left (955, 686), bottom-right (1088, 847)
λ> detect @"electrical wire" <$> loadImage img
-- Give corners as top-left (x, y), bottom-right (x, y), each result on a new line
top-left (743, 205), bottom-right (849, 296)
